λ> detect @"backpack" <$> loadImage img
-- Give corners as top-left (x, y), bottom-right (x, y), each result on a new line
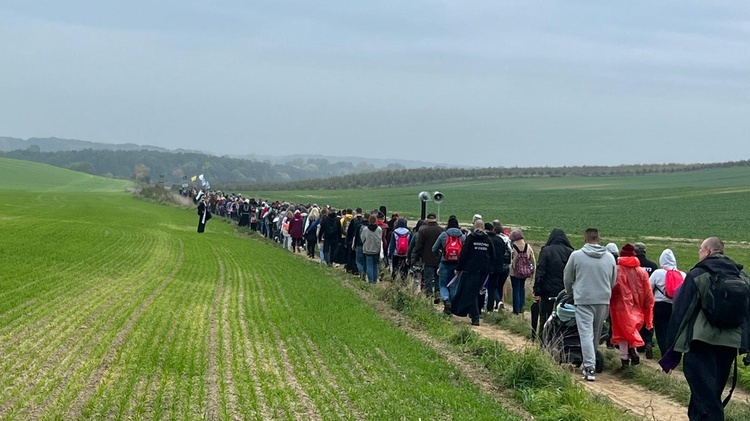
top-left (663, 269), bottom-right (683, 299)
top-left (501, 237), bottom-right (512, 267)
top-left (324, 216), bottom-right (340, 237)
top-left (394, 232), bottom-right (410, 257)
top-left (513, 243), bottom-right (533, 279)
top-left (444, 235), bottom-right (463, 262)
top-left (701, 272), bottom-right (750, 329)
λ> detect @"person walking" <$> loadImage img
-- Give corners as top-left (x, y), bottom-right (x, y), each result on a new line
top-left (509, 229), bottom-right (536, 315)
top-left (664, 237), bottom-right (750, 420)
top-left (486, 222), bottom-right (511, 313)
top-left (533, 228), bottom-right (574, 338)
top-left (318, 208), bottom-right (341, 266)
top-left (451, 220), bottom-right (495, 326)
top-left (564, 228), bottom-right (617, 381)
top-left (610, 244), bottom-right (654, 369)
top-left (360, 214), bottom-right (383, 283)
top-left (649, 248), bottom-right (686, 356)
top-left (433, 216), bottom-right (465, 314)
top-left (388, 218), bottom-right (411, 283)
top-left (634, 242), bottom-right (658, 357)
top-left (412, 212), bottom-right (444, 301)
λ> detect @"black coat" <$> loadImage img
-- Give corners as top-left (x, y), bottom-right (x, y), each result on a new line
top-left (455, 230), bottom-right (495, 274)
top-left (533, 228), bottom-right (573, 298)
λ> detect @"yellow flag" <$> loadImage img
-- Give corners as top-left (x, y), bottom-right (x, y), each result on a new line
top-left (190, 175), bottom-right (197, 182)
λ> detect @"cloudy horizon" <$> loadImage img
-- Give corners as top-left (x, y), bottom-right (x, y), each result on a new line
top-left (1, 1), bottom-right (748, 168)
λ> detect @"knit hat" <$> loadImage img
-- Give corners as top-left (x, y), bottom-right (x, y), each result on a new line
top-left (621, 244), bottom-right (636, 257)
top-left (634, 242), bottom-right (647, 254)
top-left (510, 228), bottom-right (524, 241)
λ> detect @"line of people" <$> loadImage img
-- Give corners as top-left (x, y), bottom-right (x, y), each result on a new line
top-left (194, 190), bottom-right (750, 420)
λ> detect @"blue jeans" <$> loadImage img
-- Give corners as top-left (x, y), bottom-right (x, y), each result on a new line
top-left (511, 276), bottom-right (526, 314)
top-left (356, 246), bottom-right (365, 274)
top-left (438, 261), bottom-right (458, 301)
top-left (365, 254), bottom-right (379, 283)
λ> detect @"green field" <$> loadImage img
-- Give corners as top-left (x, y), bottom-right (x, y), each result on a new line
top-left (4, 156), bottom-right (750, 420)
top-left (249, 166), bottom-right (750, 268)
top-left (0, 158), bottom-right (524, 420)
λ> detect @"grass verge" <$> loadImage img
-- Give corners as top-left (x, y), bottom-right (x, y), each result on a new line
top-left (356, 282), bottom-right (643, 421)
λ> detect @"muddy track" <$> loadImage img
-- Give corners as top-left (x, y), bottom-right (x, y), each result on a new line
top-left (453, 317), bottom-right (686, 421)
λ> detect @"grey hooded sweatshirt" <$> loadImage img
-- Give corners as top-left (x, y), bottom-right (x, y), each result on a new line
top-left (563, 243), bottom-right (617, 305)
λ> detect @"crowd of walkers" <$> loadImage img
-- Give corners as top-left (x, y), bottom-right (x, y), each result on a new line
top-left (192, 189), bottom-right (750, 420)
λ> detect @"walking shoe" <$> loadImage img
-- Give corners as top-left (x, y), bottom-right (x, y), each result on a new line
top-left (582, 367), bottom-right (595, 381)
top-left (443, 300), bottom-right (452, 315)
top-left (628, 347), bottom-right (641, 366)
top-left (620, 359), bottom-right (630, 370)
top-left (471, 319), bottom-right (480, 326)
top-left (644, 344), bottom-right (654, 360)
top-left (433, 297), bottom-right (441, 305)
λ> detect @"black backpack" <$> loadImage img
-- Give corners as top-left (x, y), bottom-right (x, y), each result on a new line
top-left (701, 272), bottom-right (750, 329)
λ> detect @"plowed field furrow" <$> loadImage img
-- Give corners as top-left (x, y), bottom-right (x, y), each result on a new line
top-left (257, 266), bottom-right (362, 419)
top-left (61, 240), bottom-right (185, 419)
top-left (0, 235), bottom-right (178, 418)
top-left (233, 264), bottom-right (270, 420)
top-left (0, 229), bottom-right (154, 342)
top-left (243, 271), bottom-right (297, 419)
top-left (205, 248), bottom-right (225, 421)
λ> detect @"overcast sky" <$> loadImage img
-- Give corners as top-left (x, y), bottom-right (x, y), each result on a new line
top-left (1, 1), bottom-right (748, 167)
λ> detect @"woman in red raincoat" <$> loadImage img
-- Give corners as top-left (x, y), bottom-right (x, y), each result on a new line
top-left (610, 243), bottom-right (654, 369)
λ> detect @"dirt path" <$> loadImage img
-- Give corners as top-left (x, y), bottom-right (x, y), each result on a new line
top-left (452, 317), bottom-right (686, 421)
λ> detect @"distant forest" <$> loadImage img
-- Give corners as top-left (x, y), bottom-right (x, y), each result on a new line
top-left (242, 159), bottom-right (750, 191)
top-left (2, 146), bottom-right (749, 191)
top-left (0, 149), bottom-right (389, 184)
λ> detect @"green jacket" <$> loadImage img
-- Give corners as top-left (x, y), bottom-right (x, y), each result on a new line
top-left (667, 254), bottom-right (750, 353)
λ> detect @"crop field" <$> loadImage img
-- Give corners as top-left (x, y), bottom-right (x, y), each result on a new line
top-left (5, 156), bottom-right (750, 420)
top-left (250, 165), bottom-right (750, 266)
top-left (0, 158), bottom-right (523, 420)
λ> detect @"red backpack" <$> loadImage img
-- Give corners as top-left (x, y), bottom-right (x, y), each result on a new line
top-left (664, 269), bottom-right (684, 299)
top-left (444, 235), bottom-right (463, 261)
top-left (394, 232), bottom-right (410, 257)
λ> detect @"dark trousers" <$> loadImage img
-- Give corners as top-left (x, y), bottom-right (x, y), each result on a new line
top-left (534, 297), bottom-right (555, 340)
top-left (683, 340), bottom-right (737, 421)
top-left (422, 265), bottom-right (438, 297)
top-left (391, 255), bottom-right (408, 281)
top-left (323, 238), bottom-right (338, 266)
top-left (486, 272), bottom-right (501, 312)
top-left (653, 301), bottom-right (672, 355)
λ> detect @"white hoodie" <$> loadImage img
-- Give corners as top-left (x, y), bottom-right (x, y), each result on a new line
top-left (649, 249), bottom-right (687, 304)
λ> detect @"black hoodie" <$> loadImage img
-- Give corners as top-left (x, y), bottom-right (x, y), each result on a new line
top-left (533, 228), bottom-right (574, 297)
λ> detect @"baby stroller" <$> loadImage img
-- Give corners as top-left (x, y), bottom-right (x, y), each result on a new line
top-left (542, 291), bottom-right (604, 373)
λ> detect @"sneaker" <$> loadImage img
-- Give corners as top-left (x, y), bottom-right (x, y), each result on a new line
top-left (628, 347), bottom-right (641, 366)
top-left (443, 300), bottom-right (452, 315)
top-left (471, 319), bottom-right (480, 326)
top-left (433, 297), bottom-right (441, 305)
top-left (582, 367), bottom-right (596, 382)
top-left (644, 344), bottom-right (654, 360)
top-left (620, 359), bottom-right (630, 370)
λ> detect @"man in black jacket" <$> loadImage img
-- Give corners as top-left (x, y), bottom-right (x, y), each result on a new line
top-left (412, 213), bottom-right (444, 301)
top-left (664, 237), bottom-right (750, 420)
top-left (452, 220), bottom-right (495, 326)
top-left (346, 208), bottom-right (365, 276)
top-left (533, 228), bottom-right (574, 338)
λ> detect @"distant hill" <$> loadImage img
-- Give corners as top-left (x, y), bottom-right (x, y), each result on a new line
top-left (0, 136), bottom-right (191, 153)
top-left (0, 136), bottom-right (453, 170)
top-left (233, 153), bottom-right (456, 170)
